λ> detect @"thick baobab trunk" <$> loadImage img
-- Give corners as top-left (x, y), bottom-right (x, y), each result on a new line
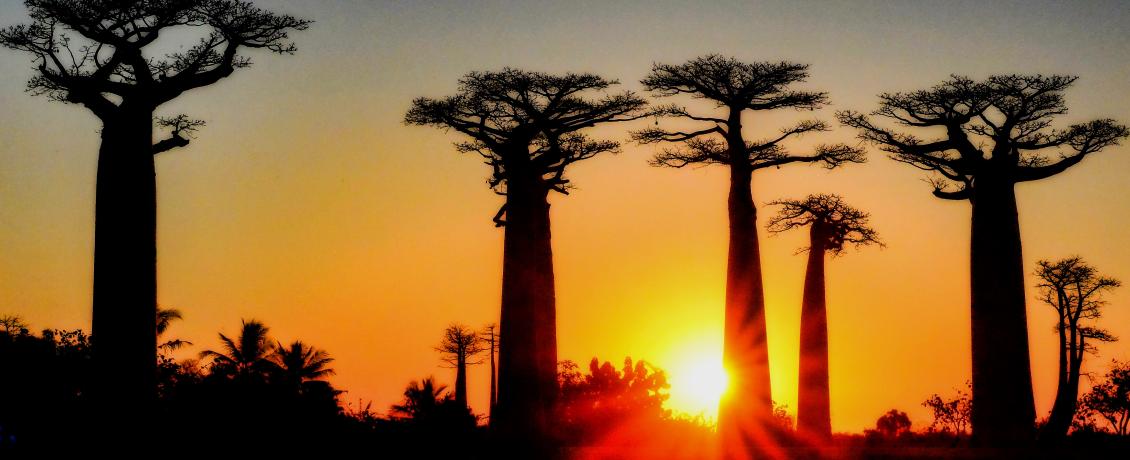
top-left (969, 178), bottom-right (1035, 445)
top-left (719, 160), bottom-right (774, 453)
top-left (90, 107), bottom-right (158, 422)
top-left (455, 357), bottom-right (469, 409)
top-left (494, 174), bottom-right (558, 448)
top-left (797, 227), bottom-right (831, 442)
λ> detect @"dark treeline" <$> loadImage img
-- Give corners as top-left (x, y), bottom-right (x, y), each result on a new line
top-left (3, 0), bottom-right (1130, 458)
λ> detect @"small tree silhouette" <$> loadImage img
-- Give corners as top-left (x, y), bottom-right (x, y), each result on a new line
top-left (634, 55), bottom-right (865, 446)
top-left (839, 75), bottom-right (1128, 445)
top-left (1036, 257), bottom-right (1120, 439)
top-left (406, 69), bottom-right (650, 444)
top-left (1078, 360), bottom-right (1130, 436)
top-left (767, 194), bottom-right (881, 441)
top-left (0, 0), bottom-right (310, 421)
top-left (156, 306), bottom-right (191, 353)
top-left (436, 324), bottom-right (486, 409)
top-left (923, 383), bottom-right (973, 436)
top-left (875, 409), bottom-right (912, 439)
top-left (273, 340), bottom-right (335, 394)
top-left (199, 319), bottom-right (277, 383)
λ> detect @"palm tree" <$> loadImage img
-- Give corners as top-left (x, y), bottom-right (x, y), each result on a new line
top-left (273, 340), bottom-right (335, 392)
top-left (199, 319), bottom-right (277, 381)
top-left (156, 306), bottom-right (191, 353)
top-left (391, 377), bottom-right (450, 421)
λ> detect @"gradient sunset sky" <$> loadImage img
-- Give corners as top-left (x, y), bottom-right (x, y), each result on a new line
top-left (2, 0), bottom-right (1130, 432)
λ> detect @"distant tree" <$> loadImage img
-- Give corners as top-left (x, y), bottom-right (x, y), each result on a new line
top-left (435, 324), bottom-right (486, 409)
top-left (1078, 360), bottom-right (1130, 436)
top-left (840, 75), bottom-right (1128, 445)
top-left (482, 323), bottom-right (499, 419)
top-left (923, 382), bottom-right (973, 436)
top-left (0, 0), bottom-right (310, 422)
top-left (767, 194), bottom-right (881, 441)
top-left (875, 409), bottom-right (912, 439)
top-left (199, 319), bottom-right (277, 382)
top-left (273, 340), bottom-right (335, 394)
top-left (0, 315), bottom-right (29, 336)
top-left (1036, 257), bottom-right (1120, 439)
top-left (156, 306), bottom-right (191, 353)
top-left (557, 357), bottom-right (670, 443)
top-left (771, 401), bottom-right (795, 432)
top-left (406, 69), bottom-right (650, 444)
top-left (390, 376), bottom-right (476, 434)
top-left (635, 55), bottom-right (865, 447)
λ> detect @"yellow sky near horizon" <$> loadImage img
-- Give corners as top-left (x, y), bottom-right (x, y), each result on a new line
top-left (2, 0), bottom-right (1130, 432)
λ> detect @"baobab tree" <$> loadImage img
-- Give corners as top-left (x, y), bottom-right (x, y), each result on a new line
top-left (766, 194), bottom-right (881, 442)
top-left (482, 323), bottom-right (499, 419)
top-left (405, 69), bottom-right (650, 444)
top-left (1035, 257), bottom-right (1120, 439)
top-left (839, 75), bottom-right (1128, 444)
top-left (436, 324), bottom-right (487, 410)
top-left (634, 55), bottom-right (864, 448)
top-left (0, 0), bottom-right (310, 420)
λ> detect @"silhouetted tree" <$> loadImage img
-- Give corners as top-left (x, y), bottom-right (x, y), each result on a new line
top-left (482, 323), bottom-right (499, 419)
top-left (1078, 360), bottom-right (1130, 436)
top-left (923, 382), bottom-right (973, 436)
top-left (1037, 257), bottom-right (1120, 440)
top-left (767, 194), bottom-right (881, 442)
top-left (634, 55), bottom-right (865, 448)
top-left (436, 324), bottom-right (486, 409)
top-left (0, 323), bottom-right (93, 452)
top-left (839, 75), bottom-right (1128, 445)
top-left (557, 357), bottom-right (670, 443)
top-left (405, 69), bottom-right (650, 444)
top-left (156, 306), bottom-right (191, 353)
top-left (199, 319), bottom-right (277, 382)
top-left (391, 377), bottom-right (449, 421)
top-left (273, 340), bottom-right (335, 394)
top-left (875, 409), bottom-right (912, 439)
top-left (0, 1), bottom-right (310, 425)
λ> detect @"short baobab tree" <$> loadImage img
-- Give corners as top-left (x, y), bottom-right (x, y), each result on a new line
top-left (1035, 257), bottom-right (1120, 439)
top-left (838, 74), bottom-right (1128, 445)
top-left (767, 194), bottom-right (881, 442)
top-left (0, 0), bottom-right (310, 419)
top-left (406, 69), bottom-right (650, 444)
top-left (436, 324), bottom-right (487, 410)
top-left (635, 55), bottom-right (864, 449)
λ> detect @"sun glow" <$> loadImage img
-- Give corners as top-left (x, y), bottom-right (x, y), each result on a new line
top-left (665, 345), bottom-right (729, 422)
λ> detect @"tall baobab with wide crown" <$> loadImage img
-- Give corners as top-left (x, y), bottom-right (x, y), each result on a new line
top-left (0, 0), bottom-right (310, 424)
top-left (405, 69), bottom-right (650, 446)
top-left (634, 55), bottom-right (864, 452)
top-left (838, 74), bottom-right (1128, 445)
top-left (766, 194), bottom-right (881, 442)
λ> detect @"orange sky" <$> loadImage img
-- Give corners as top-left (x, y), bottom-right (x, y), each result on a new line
top-left (2, 0), bottom-right (1130, 432)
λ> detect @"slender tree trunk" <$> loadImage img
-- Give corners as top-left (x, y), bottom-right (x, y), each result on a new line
top-left (494, 172), bottom-right (558, 450)
top-left (455, 356), bottom-right (468, 409)
top-left (1042, 314), bottom-right (1072, 439)
top-left (797, 227), bottom-right (831, 442)
top-left (489, 330), bottom-right (497, 420)
top-left (969, 177), bottom-right (1036, 445)
top-left (719, 111), bottom-right (773, 455)
top-left (90, 106), bottom-right (157, 435)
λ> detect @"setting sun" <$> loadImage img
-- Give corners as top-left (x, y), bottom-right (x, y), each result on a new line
top-left (666, 349), bottom-right (730, 421)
